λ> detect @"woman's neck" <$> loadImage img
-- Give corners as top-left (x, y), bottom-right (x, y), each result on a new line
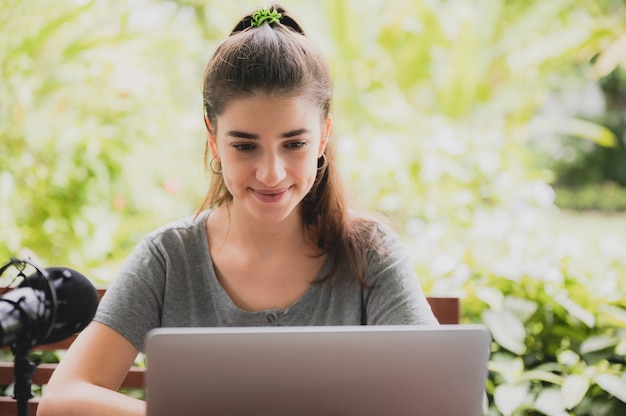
top-left (209, 203), bottom-right (316, 258)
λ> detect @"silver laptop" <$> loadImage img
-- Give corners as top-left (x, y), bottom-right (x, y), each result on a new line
top-left (145, 325), bottom-right (490, 416)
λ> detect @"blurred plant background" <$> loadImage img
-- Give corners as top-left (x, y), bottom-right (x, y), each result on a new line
top-left (1, 0), bottom-right (625, 414)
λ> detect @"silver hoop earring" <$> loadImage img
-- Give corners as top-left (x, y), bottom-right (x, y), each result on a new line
top-left (317, 153), bottom-right (327, 171)
top-left (209, 156), bottom-right (222, 174)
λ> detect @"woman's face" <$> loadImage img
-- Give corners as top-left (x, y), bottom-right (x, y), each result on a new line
top-left (208, 95), bottom-right (331, 224)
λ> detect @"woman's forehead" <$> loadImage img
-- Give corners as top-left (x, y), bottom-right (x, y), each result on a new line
top-left (218, 95), bottom-right (324, 129)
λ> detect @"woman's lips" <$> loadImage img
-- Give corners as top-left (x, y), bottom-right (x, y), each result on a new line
top-left (251, 187), bottom-right (291, 203)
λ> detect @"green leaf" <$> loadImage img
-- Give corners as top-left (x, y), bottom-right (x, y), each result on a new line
top-left (530, 116), bottom-right (617, 147)
top-left (580, 336), bottom-right (619, 354)
top-left (488, 356), bottom-right (525, 384)
top-left (504, 296), bottom-right (538, 322)
top-left (594, 374), bottom-right (626, 403)
top-left (562, 374), bottom-right (590, 409)
top-left (555, 293), bottom-right (596, 328)
top-left (593, 33), bottom-right (626, 77)
top-left (520, 369), bottom-right (563, 385)
top-left (476, 287), bottom-right (504, 310)
top-left (534, 387), bottom-right (570, 416)
top-left (496, 0), bottom-right (572, 53)
top-left (482, 309), bottom-right (527, 354)
top-left (598, 304), bottom-right (626, 327)
top-left (494, 383), bottom-right (528, 416)
top-left (11, 1), bottom-right (94, 58)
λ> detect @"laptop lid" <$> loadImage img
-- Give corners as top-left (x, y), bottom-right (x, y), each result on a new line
top-left (145, 325), bottom-right (490, 416)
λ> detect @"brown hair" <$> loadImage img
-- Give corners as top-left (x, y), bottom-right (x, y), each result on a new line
top-left (198, 5), bottom-right (379, 285)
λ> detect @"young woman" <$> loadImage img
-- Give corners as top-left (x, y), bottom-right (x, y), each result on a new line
top-left (38, 5), bottom-right (437, 415)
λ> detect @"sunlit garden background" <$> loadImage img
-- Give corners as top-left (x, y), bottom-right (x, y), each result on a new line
top-left (1, 0), bottom-right (625, 414)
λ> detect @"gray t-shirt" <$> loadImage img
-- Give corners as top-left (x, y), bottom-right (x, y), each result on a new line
top-left (95, 210), bottom-right (438, 352)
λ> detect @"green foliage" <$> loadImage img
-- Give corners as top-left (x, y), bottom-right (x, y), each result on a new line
top-left (555, 182), bottom-right (626, 211)
top-left (1, 0), bottom-right (208, 280)
top-left (1, 0), bottom-right (626, 414)
top-left (463, 270), bottom-right (626, 415)
top-left (530, 51), bottom-right (626, 203)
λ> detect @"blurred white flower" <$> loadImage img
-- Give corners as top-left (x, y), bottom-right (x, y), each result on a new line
top-left (599, 236), bottom-right (626, 259)
top-left (432, 126), bottom-right (466, 155)
top-left (430, 252), bottom-right (458, 276)
top-left (370, 135), bottom-right (400, 167)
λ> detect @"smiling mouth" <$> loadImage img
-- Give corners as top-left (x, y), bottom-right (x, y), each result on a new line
top-left (251, 187), bottom-right (291, 203)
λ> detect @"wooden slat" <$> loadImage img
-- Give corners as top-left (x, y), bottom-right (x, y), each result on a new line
top-left (23, 336), bottom-right (77, 352)
top-left (119, 366), bottom-right (146, 390)
top-left (0, 363), bottom-right (145, 390)
top-left (0, 396), bottom-right (37, 416)
top-left (0, 287), bottom-right (107, 299)
top-left (426, 296), bottom-right (460, 324)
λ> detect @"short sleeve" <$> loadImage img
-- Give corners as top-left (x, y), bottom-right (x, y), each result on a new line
top-left (94, 235), bottom-right (166, 352)
top-left (362, 224), bottom-right (439, 326)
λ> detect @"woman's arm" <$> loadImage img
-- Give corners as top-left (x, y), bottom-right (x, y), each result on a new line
top-left (37, 321), bottom-right (146, 416)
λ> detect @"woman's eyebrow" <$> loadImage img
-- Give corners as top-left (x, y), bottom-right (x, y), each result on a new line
top-left (226, 130), bottom-right (258, 139)
top-left (225, 128), bottom-right (311, 139)
top-left (281, 128), bottom-right (310, 138)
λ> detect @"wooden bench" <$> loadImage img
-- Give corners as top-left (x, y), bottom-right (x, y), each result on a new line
top-left (0, 287), bottom-right (459, 415)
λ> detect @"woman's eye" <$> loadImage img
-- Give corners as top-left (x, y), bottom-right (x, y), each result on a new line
top-left (286, 141), bottom-right (307, 149)
top-left (232, 143), bottom-right (256, 151)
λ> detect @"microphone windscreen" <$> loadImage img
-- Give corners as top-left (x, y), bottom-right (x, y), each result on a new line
top-left (29, 267), bottom-right (99, 344)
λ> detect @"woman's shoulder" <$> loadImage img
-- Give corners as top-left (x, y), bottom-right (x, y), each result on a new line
top-left (349, 210), bottom-right (400, 245)
top-left (142, 209), bottom-right (211, 246)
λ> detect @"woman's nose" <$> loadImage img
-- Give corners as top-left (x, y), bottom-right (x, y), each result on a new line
top-left (256, 153), bottom-right (286, 186)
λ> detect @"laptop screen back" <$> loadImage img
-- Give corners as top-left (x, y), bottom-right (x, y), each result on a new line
top-left (145, 325), bottom-right (490, 416)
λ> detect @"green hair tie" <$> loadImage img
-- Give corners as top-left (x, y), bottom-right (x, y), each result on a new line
top-left (250, 7), bottom-right (282, 27)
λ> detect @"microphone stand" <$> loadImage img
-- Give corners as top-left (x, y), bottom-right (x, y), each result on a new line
top-left (11, 339), bottom-right (38, 416)
top-left (0, 258), bottom-right (52, 416)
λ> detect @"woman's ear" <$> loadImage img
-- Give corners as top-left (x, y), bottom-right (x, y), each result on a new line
top-left (206, 116), bottom-right (219, 158)
top-left (319, 114), bottom-right (332, 156)
top-left (208, 134), bottom-right (219, 159)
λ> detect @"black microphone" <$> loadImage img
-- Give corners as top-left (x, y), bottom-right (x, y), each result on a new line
top-left (0, 267), bottom-right (99, 347)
